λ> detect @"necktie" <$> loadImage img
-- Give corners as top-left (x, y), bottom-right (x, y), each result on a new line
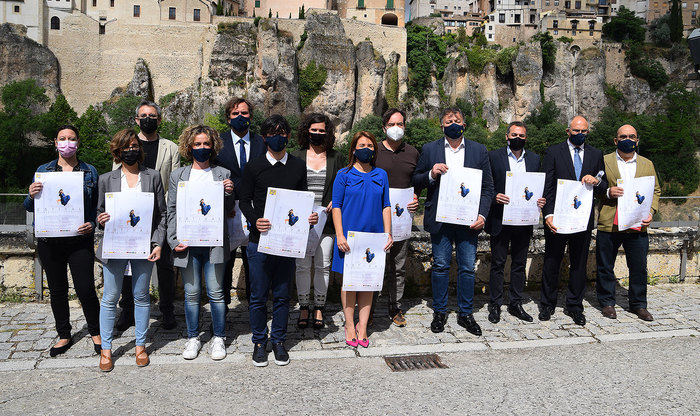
top-left (574, 147), bottom-right (582, 181)
top-left (238, 139), bottom-right (247, 171)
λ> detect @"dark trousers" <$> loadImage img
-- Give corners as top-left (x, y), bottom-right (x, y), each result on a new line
top-left (119, 248), bottom-right (175, 316)
top-left (37, 237), bottom-right (100, 339)
top-left (540, 229), bottom-right (592, 313)
top-left (246, 242), bottom-right (294, 344)
top-left (596, 231), bottom-right (649, 310)
top-left (489, 225), bottom-right (532, 307)
top-left (224, 245), bottom-right (250, 305)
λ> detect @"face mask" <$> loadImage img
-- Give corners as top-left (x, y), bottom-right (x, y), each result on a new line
top-left (444, 123), bottom-right (464, 140)
top-left (354, 147), bottom-right (374, 164)
top-left (386, 126), bottom-right (405, 141)
top-left (192, 147), bottom-right (212, 162)
top-left (569, 132), bottom-right (587, 146)
top-left (264, 134), bottom-right (288, 152)
top-left (56, 140), bottom-right (78, 158)
top-left (617, 139), bottom-right (637, 154)
top-left (309, 133), bottom-right (326, 146)
top-left (508, 137), bottom-right (526, 151)
top-left (229, 115), bottom-right (250, 132)
top-left (139, 117), bottom-right (158, 134)
top-left (120, 149), bottom-right (140, 166)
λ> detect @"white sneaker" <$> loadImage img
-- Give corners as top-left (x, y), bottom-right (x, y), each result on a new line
top-left (210, 336), bottom-right (227, 361)
top-left (182, 337), bottom-right (202, 360)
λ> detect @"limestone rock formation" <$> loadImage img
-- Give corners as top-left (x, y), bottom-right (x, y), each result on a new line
top-left (110, 58), bottom-right (154, 101)
top-left (511, 41), bottom-right (542, 121)
top-left (353, 41), bottom-right (386, 125)
top-left (0, 23), bottom-right (60, 100)
top-left (474, 64), bottom-right (500, 131)
top-left (208, 22), bottom-right (257, 84)
top-left (442, 52), bottom-right (471, 105)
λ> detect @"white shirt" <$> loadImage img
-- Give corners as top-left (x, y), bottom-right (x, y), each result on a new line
top-left (607, 150), bottom-right (637, 198)
top-left (189, 167), bottom-right (213, 182)
top-left (231, 130), bottom-right (251, 168)
top-left (567, 139), bottom-right (584, 166)
top-left (432, 137), bottom-right (485, 221)
top-left (120, 171), bottom-right (142, 191)
top-left (507, 148), bottom-right (527, 173)
top-left (266, 151), bottom-right (288, 166)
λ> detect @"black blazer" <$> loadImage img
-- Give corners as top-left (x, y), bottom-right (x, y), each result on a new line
top-left (485, 146), bottom-right (541, 236)
top-left (541, 141), bottom-right (608, 231)
top-left (291, 148), bottom-right (346, 235)
top-left (214, 130), bottom-right (266, 201)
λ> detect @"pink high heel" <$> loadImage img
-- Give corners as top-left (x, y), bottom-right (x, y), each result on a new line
top-left (358, 337), bottom-right (369, 348)
top-left (345, 325), bottom-right (358, 348)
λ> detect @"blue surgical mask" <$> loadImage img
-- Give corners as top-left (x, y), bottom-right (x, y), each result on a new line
top-left (192, 147), bottom-right (212, 162)
top-left (444, 123), bottom-right (464, 140)
top-left (354, 147), bottom-right (374, 164)
top-left (264, 134), bottom-right (288, 152)
top-left (617, 139), bottom-right (637, 154)
top-left (569, 132), bottom-right (586, 146)
top-left (229, 115), bottom-right (250, 132)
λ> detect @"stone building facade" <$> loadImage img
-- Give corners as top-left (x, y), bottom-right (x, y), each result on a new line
top-left (648, 0), bottom-right (699, 30)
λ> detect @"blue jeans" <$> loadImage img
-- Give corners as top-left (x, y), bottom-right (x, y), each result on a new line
top-left (247, 242), bottom-right (294, 344)
top-left (430, 224), bottom-right (478, 315)
top-left (180, 247), bottom-right (226, 339)
top-left (100, 259), bottom-right (153, 350)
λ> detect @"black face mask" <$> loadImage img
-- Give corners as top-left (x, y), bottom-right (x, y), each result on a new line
top-left (309, 133), bottom-right (325, 146)
top-left (120, 149), bottom-right (140, 166)
top-left (139, 117), bottom-right (158, 135)
top-left (508, 137), bottom-right (526, 151)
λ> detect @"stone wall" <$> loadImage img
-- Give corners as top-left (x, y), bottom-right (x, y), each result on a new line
top-left (1, 227), bottom-right (697, 301)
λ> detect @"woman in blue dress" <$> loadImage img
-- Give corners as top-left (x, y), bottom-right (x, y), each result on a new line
top-left (332, 131), bottom-right (393, 348)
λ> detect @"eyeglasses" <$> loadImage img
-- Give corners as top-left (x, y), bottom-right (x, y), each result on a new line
top-left (618, 134), bottom-right (637, 139)
top-left (137, 115), bottom-right (158, 120)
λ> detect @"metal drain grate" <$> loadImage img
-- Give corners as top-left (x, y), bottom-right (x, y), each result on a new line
top-left (384, 353), bottom-right (448, 372)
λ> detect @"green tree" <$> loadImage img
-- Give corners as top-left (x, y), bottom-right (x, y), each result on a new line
top-left (299, 4), bottom-right (305, 19)
top-left (669, 0), bottom-right (684, 42)
top-left (103, 94), bottom-right (141, 136)
top-left (405, 117), bottom-right (443, 151)
top-left (36, 94), bottom-right (78, 139)
top-left (602, 6), bottom-right (646, 42)
top-left (75, 105), bottom-right (112, 174)
top-left (650, 13), bottom-right (672, 47)
top-left (532, 32), bottom-right (556, 72)
top-left (406, 23), bottom-right (448, 101)
top-left (298, 61), bottom-right (327, 110)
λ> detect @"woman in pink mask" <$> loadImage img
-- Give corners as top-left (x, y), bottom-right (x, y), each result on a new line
top-left (24, 125), bottom-right (102, 357)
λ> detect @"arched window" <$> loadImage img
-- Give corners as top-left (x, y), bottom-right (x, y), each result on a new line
top-left (50, 16), bottom-right (60, 30)
top-left (381, 13), bottom-right (398, 26)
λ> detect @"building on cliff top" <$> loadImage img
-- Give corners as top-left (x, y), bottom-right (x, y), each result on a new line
top-left (239, 1), bottom-right (406, 26)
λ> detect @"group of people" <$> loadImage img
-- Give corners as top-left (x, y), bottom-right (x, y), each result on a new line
top-left (23, 97), bottom-right (660, 371)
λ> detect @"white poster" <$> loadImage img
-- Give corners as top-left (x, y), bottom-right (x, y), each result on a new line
top-left (102, 192), bottom-right (154, 259)
top-left (305, 205), bottom-right (328, 256)
top-left (617, 176), bottom-right (655, 231)
top-left (502, 171), bottom-right (546, 226)
top-left (258, 187), bottom-right (315, 258)
top-left (176, 180), bottom-right (224, 246)
top-left (341, 231), bottom-right (388, 292)
top-left (33, 171), bottom-right (84, 237)
top-left (435, 166), bottom-right (482, 226)
top-left (552, 179), bottom-right (594, 234)
top-left (389, 187), bottom-right (414, 241)
top-left (227, 201), bottom-right (250, 249)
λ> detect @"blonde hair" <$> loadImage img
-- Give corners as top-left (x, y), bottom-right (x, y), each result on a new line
top-left (178, 125), bottom-right (222, 161)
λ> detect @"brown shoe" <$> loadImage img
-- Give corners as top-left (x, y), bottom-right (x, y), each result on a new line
top-left (391, 310), bottom-right (407, 327)
top-left (99, 350), bottom-right (114, 372)
top-left (601, 306), bottom-right (617, 319)
top-left (632, 308), bottom-right (654, 322)
top-left (135, 348), bottom-right (150, 367)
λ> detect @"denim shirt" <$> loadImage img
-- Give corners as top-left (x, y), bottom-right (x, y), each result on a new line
top-left (23, 159), bottom-right (99, 230)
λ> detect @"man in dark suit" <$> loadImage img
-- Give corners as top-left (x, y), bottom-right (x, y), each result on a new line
top-left (214, 97), bottom-right (266, 306)
top-left (413, 108), bottom-right (494, 336)
top-left (539, 115), bottom-right (608, 326)
top-left (486, 121), bottom-right (545, 324)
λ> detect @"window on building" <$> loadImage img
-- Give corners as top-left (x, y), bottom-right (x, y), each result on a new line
top-left (553, 20), bottom-right (558, 28)
top-left (514, 14), bottom-right (521, 23)
top-left (571, 20), bottom-right (578, 35)
top-left (575, 0), bottom-right (581, 7)
top-left (133, 5), bottom-right (140, 17)
top-left (92, 0), bottom-right (97, 6)
top-left (546, 0), bottom-right (550, 5)
top-left (695, 3), bottom-right (699, 10)
top-left (387, 0), bottom-right (395, 9)
top-left (50, 16), bottom-right (60, 30)
top-left (490, 15), bottom-right (494, 21)
top-left (358, 0), bottom-right (365, 9)
top-left (682, 2), bottom-right (687, 7)
top-left (489, 33), bottom-right (493, 39)
top-left (110, 0), bottom-right (114, 7)
top-left (13, 5), bottom-right (20, 13)
top-left (194, 8), bottom-right (201, 21)
top-left (589, 20), bottom-right (595, 36)
top-left (530, 14), bottom-right (536, 23)
top-left (169, 7), bottom-right (176, 19)
top-left (565, 0), bottom-right (571, 7)
top-left (554, 0), bottom-right (559, 5)
top-left (255, 0), bottom-right (260, 7)
top-left (693, 10), bottom-right (697, 17)
top-left (554, 29), bottom-right (558, 34)
top-left (99, 24), bottom-right (105, 34)
top-left (499, 13), bottom-right (505, 22)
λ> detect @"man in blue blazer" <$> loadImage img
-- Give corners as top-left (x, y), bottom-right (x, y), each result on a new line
top-left (539, 115), bottom-right (608, 326)
top-left (485, 121), bottom-right (545, 324)
top-left (214, 97), bottom-right (266, 306)
top-left (413, 108), bottom-right (494, 336)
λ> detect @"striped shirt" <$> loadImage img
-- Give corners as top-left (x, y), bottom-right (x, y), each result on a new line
top-left (307, 167), bottom-right (326, 206)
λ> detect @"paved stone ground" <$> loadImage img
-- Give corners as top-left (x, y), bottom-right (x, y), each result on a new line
top-left (0, 284), bottom-right (698, 368)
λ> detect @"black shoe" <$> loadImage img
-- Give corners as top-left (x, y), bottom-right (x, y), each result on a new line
top-left (538, 305), bottom-right (554, 321)
top-left (564, 309), bottom-right (586, 326)
top-left (252, 343), bottom-right (268, 367)
top-left (488, 304), bottom-right (501, 324)
top-left (272, 342), bottom-right (290, 366)
top-left (115, 309), bottom-right (134, 331)
top-left (457, 314), bottom-right (482, 336)
top-left (508, 303), bottom-right (534, 322)
top-left (161, 312), bottom-right (177, 331)
top-left (430, 312), bottom-right (447, 333)
top-left (49, 337), bottom-right (73, 357)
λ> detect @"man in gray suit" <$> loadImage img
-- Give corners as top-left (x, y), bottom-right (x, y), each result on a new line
top-left (116, 101), bottom-right (180, 331)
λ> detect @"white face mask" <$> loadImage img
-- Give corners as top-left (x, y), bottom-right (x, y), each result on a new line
top-left (386, 126), bottom-right (405, 141)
